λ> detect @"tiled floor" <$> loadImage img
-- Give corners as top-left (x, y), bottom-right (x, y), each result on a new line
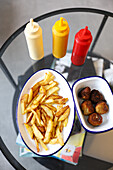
top-left (1, 1), bottom-right (113, 169)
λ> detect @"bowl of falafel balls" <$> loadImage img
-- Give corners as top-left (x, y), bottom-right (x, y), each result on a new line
top-left (72, 76), bottom-right (113, 133)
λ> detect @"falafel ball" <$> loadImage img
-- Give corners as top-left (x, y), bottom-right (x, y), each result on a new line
top-left (90, 89), bottom-right (104, 103)
top-left (95, 101), bottom-right (109, 114)
top-left (81, 100), bottom-right (94, 116)
top-left (88, 112), bottom-right (103, 126)
top-left (78, 86), bottom-right (91, 100)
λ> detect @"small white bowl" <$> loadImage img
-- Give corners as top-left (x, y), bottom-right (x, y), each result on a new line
top-left (72, 76), bottom-right (113, 133)
top-left (16, 68), bottom-right (75, 156)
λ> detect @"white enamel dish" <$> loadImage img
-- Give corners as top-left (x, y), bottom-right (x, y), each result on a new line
top-left (72, 76), bottom-right (113, 133)
top-left (16, 68), bottom-right (75, 156)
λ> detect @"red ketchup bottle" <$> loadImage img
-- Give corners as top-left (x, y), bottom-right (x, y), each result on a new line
top-left (71, 26), bottom-right (92, 66)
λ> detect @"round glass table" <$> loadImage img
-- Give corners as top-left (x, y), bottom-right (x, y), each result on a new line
top-left (1, 8), bottom-right (113, 170)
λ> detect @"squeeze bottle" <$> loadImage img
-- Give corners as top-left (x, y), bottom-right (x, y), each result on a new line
top-left (24, 18), bottom-right (44, 60)
top-left (71, 26), bottom-right (92, 66)
top-left (52, 17), bottom-right (70, 58)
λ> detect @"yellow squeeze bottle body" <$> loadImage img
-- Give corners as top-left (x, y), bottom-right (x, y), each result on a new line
top-left (52, 17), bottom-right (70, 58)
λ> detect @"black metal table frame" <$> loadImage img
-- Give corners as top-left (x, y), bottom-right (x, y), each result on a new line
top-left (0, 8), bottom-right (113, 170)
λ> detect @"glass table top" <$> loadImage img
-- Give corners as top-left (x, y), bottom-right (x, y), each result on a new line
top-left (1, 8), bottom-right (113, 170)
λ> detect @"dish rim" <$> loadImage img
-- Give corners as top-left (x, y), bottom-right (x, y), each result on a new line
top-left (16, 68), bottom-right (75, 156)
top-left (72, 75), bottom-right (113, 134)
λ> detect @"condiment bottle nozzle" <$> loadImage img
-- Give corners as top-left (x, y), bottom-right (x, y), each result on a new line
top-left (59, 17), bottom-right (64, 27)
top-left (30, 18), bottom-right (34, 30)
top-left (82, 26), bottom-right (88, 35)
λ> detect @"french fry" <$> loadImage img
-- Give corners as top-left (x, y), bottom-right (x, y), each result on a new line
top-left (41, 120), bottom-right (45, 127)
top-left (42, 98), bottom-right (54, 104)
top-left (41, 113), bottom-right (47, 126)
top-left (58, 108), bottom-right (70, 122)
top-left (41, 108), bottom-right (50, 123)
top-left (32, 124), bottom-right (44, 139)
top-left (49, 138), bottom-right (58, 144)
top-left (47, 98), bottom-right (68, 105)
top-left (21, 94), bottom-right (29, 105)
top-left (27, 103), bottom-right (39, 112)
top-left (37, 126), bottom-right (45, 133)
top-left (49, 94), bottom-right (63, 99)
top-left (62, 117), bottom-right (68, 127)
top-left (40, 108), bottom-right (47, 116)
top-left (45, 104), bottom-right (57, 112)
top-left (53, 92), bottom-right (58, 95)
top-left (45, 71), bottom-right (54, 80)
top-left (31, 115), bottom-right (36, 125)
top-left (55, 98), bottom-right (68, 104)
top-left (44, 81), bottom-right (58, 90)
top-left (32, 83), bottom-right (39, 92)
top-left (33, 93), bottom-right (44, 105)
top-left (43, 71), bottom-right (55, 84)
top-left (33, 88), bottom-right (39, 97)
top-left (43, 97), bottom-right (67, 105)
top-left (56, 127), bottom-right (64, 146)
top-left (55, 105), bottom-right (69, 117)
top-left (58, 121), bottom-right (63, 132)
top-left (40, 105), bottom-right (53, 120)
top-left (38, 72), bottom-right (54, 87)
top-left (46, 119), bottom-right (53, 133)
top-left (21, 102), bottom-right (25, 115)
top-left (26, 112), bottom-right (33, 124)
top-left (39, 86), bottom-right (46, 95)
top-left (31, 109), bottom-right (42, 126)
top-left (53, 104), bottom-right (63, 128)
top-left (49, 80), bottom-right (54, 84)
top-left (53, 116), bottom-right (58, 127)
top-left (44, 119), bottom-right (53, 143)
top-left (40, 95), bottom-right (46, 104)
top-left (32, 80), bottom-right (43, 92)
top-left (38, 139), bottom-right (48, 151)
top-left (43, 132), bottom-right (51, 143)
top-left (52, 126), bottom-right (56, 137)
top-left (24, 93), bottom-right (39, 114)
top-left (46, 87), bottom-right (59, 98)
top-left (57, 104), bottom-right (64, 111)
top-left (24, 123), bottom-right (33, 139)
top-left (28, 88), bottom-right (33, 103)
top-left (34, 137), bottom-right (40, 152)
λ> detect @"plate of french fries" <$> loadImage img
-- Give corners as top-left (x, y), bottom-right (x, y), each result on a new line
top-left (17, 68), bottom-right (75, 156)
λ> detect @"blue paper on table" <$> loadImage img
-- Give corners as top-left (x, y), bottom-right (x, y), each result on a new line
top-left (16, 128), bottom-right (85, 165)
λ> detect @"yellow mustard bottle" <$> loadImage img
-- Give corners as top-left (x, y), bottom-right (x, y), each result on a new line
top-left (52, 17), bottom-right (70, 58)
